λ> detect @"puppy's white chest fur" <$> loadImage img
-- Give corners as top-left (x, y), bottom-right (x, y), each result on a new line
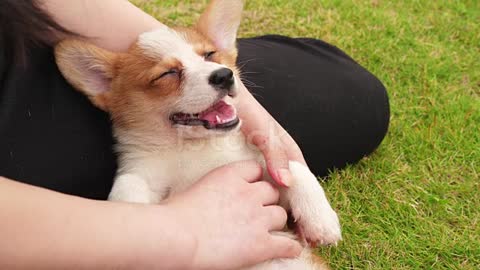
top-left (110, 131), bottom-right (261, 203)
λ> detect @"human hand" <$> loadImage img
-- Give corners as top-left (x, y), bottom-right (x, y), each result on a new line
top-left (161, 160), bottom-right (302, 270)
top-left (236, 82), bottom-right (307, 188)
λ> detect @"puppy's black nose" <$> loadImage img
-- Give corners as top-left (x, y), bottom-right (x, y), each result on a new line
top-left (209, 68), bottom-right (234, 90)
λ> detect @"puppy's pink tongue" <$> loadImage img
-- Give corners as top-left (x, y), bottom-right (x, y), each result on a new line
top-left (199, 100), bottom-right (236, 125)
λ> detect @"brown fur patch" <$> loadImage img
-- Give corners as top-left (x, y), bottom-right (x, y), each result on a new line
top-left (177, 27), bottom-right (239, 73)
top-left (104, 45), bottom-right (185, 131)
top-left (310, 253), bottom-right (330, 270)
top-left (118, 45), bottom-right (183, 96)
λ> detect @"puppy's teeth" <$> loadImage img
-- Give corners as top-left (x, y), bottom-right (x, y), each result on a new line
top-left (216, 115), bottom-right (221, 123)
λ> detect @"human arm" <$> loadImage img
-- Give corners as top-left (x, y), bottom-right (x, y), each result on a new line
top-left (40, 0), bottom-right (164, 51)
top-left (0, 176), bottom-right (183, 269)
top-left (0, 161), bottom-right (301, 270)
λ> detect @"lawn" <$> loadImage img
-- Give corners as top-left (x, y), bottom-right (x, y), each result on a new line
top-left (131, 0), bottom-right (479, 269)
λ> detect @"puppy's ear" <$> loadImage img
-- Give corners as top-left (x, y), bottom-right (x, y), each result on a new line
top-left (197, 0), bottom-right (244, 52)
top-left (55, 40), bottom-right (117, 111)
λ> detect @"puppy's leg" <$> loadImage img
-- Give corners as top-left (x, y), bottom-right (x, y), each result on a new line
top-left (108, 174), bottom-right (154, 204)
top-left (281, 161), bottom-right (342, 246)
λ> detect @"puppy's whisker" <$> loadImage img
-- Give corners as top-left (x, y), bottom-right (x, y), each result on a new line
top-left (237, 58), bottom-right (259, 70)
top-left (237, 58), bottom-right (258, 65)
top-left (238, 71), bottom-right (260, 75)
top-left (242, 82), bottom-right (264, 89)
top-left (239, 76), bottom-right (264, 89)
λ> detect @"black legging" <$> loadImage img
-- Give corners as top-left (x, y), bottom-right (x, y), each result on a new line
top-left (0, 36), bottom-right (389, 199)
top-left (238, 36), bottom-right (390, 176)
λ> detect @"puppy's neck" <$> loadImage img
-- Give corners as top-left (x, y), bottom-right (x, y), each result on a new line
top-left (114, 126), bottom-right (245, 155)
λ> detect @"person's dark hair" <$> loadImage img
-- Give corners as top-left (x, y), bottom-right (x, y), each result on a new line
top-left (0, 0), bottom-right (77, 65)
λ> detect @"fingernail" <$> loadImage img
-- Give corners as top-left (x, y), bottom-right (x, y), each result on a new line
top-left (277, 168), bottom-right (292, 187)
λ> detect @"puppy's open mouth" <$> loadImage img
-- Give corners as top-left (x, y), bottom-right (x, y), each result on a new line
top-left (170, 100), bottom-right (240, 130)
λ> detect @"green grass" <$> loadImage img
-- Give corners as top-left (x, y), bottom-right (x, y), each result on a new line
top-left (132, 1), bottom-right (479, 269)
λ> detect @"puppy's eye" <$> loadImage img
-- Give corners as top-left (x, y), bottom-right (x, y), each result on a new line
top-left (151, 69), bottom-right (179, 84)
top-left (204, 51), bottom-right (216, 61)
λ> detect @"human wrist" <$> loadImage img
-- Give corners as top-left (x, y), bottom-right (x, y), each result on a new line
top-left (122, 203), bottom-right (197, 270)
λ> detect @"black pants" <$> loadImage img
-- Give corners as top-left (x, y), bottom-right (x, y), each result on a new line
top-left (238, 36), bottom-right (389, 177)
top-left (0, 36), bottom-right (389, 199)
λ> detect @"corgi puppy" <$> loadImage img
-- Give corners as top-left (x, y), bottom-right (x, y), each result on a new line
top-left (55, 0), bottom-right (341, 269)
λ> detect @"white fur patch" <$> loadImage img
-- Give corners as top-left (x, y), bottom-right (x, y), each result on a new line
top-left (286, 161), bottom-right (342, 245)
top-left (138, 26), bottom-right (192, 61)
top-left (108, 174), bottom-right (154, 203)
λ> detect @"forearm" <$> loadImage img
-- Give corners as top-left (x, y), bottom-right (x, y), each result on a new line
top-left (40, 0), bottom-right (164, 51)
top-left (237, 85), bottom-right (272, 131)
top-left (0, 177), bottom-right (193, 270)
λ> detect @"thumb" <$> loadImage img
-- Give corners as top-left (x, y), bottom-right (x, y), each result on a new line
top-left (254, 135), bottom-right (293, 188)
top-left (267, 234), bottom-right (303, 259)
top-left (215, 160), bottom-right (264, 183)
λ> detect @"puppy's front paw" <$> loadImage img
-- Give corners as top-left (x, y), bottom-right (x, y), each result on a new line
top-left (287, 161), bottom-right (342, 247)
top-left (292, 202), bottom-right (342, 247)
